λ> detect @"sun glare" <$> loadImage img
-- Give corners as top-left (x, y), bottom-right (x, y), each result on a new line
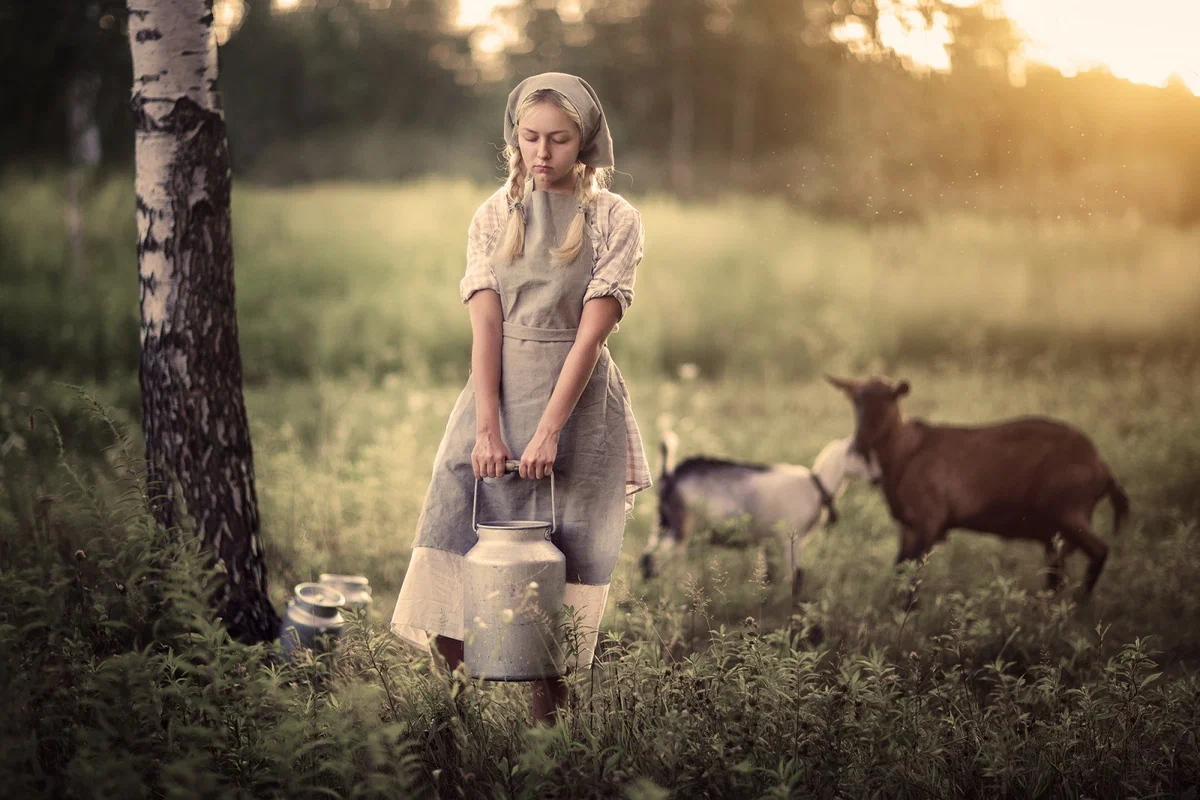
top-left (870, 0), bottom-right (1200, 93)
top-left (456, 0), bottom-right (519, 29)
top-left (1000, 0), bottom-right (1200, 93)
top-left (449, 0), bottom-right (1200, 96)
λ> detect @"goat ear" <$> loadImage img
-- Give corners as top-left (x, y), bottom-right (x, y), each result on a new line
top-left (824, 374), bottom-right (856, 395)
top-left (892, 380), bottom-right (910, 398)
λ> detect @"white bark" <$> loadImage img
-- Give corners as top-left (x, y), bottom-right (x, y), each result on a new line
top-left (128, 0), bottom-right (220, 340)
top-left (127, 0), bottom-right (279, 644)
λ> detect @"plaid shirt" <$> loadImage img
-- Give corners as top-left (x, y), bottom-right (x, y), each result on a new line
top-left (458, 187), bottom-right (653, 511)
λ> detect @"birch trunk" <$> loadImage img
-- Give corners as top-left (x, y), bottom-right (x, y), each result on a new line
top-left (127, 0), bottom-right (280, 644)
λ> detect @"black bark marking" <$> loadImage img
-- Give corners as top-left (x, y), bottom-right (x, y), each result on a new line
top-left (137, 94), bottom-right (279, 645)
top-left (136, 28), bottom-right (163, 42)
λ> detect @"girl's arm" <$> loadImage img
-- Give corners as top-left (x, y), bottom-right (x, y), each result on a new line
top-left (518, 295), bottom-right (621, 480)
top-left (468, 289), bottom-right (510, 479)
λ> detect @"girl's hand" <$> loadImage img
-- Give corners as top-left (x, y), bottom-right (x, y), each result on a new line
top-left (472, 428), bottom-right (511, 479)
top-left (519, 427), bottom-right (559, 480)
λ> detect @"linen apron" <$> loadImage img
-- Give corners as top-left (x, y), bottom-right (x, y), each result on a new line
top-left (391, 189), bottom-right (629, 668)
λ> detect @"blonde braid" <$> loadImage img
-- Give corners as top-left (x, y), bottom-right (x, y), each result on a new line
top-left (497, 146), bottom-right (530, 263)
top-left (549, 164), bottom-right (612, 265)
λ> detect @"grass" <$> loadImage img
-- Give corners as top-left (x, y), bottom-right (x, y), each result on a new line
top-left (3, 173), bottom-right (1200, 383)
top-left (1, 175), bottom-right (1199, 796)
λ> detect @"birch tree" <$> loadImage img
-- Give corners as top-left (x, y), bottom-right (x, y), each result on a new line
top-left (127, 0), bottom-right (279, 644)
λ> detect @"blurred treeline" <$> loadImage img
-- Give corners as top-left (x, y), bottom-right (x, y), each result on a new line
top-left (5, 0), bottom-right (1200, 223)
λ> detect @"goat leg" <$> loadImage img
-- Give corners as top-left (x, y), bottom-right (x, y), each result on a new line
top-left (896, 524), bottom-right (922, 565)
top-left (893, 524), bottom-right (930, 611)
top-left (1060, 517), bottom-right (1109, 600)
top-left (791, 566), bottom-right (805, 604)
top-left (1042, 535), bottom-right (1077, 593)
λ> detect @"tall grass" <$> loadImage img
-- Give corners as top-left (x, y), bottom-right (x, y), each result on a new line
top-left (2, 401), bottom-right (1198, 797)
top-left (2, 176), bottom-right (1200, 795)
top-left (2, 174), bottom-right (1198, 383)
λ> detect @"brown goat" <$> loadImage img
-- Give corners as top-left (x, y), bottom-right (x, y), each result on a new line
top-left (826, 374), bottom-right (1129, 598)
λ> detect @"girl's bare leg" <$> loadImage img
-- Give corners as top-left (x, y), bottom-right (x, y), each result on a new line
top-left (432, 636), bottom-right (464, 673)
top-left (531, 676), bottom-right (567, 725)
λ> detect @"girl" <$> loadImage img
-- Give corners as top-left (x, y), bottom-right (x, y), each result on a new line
top-left (390, 72), bottom-right (652, 724)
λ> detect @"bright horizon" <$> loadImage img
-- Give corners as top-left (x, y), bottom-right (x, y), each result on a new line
top-left (450, 0), bottom-right (1200, 95)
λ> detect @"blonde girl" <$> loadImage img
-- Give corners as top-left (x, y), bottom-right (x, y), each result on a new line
top-left (390, 73), bottom-right (651, 724)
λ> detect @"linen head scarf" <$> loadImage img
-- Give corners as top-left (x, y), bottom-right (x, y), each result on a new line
top-left (503, 72), bottom-right (615, 170)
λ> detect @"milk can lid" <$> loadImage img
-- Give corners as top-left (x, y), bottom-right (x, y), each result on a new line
top-left (294, 582), bottom-right (346, 618)
top-left (318, 573), bottom-right (370, 587)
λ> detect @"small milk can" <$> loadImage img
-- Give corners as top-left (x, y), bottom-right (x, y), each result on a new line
top-left (280, 582), bottom-right (347, 658)
top-left (464, 460), bottom-right (566, 681)
top-left (318, 573), bottom-right (373, 613)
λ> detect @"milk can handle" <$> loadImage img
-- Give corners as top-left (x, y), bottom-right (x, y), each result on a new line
top-left (472, 460), bottom-right (556, 535)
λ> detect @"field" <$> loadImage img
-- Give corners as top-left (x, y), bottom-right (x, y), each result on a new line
top-left (2, 176), bottom-right (1199, 797)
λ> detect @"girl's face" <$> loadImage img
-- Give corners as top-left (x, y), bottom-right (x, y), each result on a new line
top-left (518, 101), bottom-right (582, 193)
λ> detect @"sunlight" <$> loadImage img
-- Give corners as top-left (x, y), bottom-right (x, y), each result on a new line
top-left (451, 0), bottom-right (1199, 95)
top-left (456, 0), bottom-right (520, 29)
top-left (876, 3), bottom-right (954, 71)
top-left (873, 0), bottom-right (1199, 93)
top-left (1001, 0), bottom-right (1200, 92)
top-left (213, 0), bottom-right (245, 45)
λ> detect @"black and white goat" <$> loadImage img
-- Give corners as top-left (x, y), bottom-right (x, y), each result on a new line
top-left (639, 433), bottom-right (879, 601)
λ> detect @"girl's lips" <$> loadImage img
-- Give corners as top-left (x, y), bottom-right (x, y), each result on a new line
top-left (533, 165), bottom-right (552, 172)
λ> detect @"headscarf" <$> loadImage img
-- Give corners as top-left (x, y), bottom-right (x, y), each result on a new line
top-left (503, 72), bottom-right (614, 169)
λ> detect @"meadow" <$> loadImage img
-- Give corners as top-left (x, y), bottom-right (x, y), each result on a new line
top-left (2, 175), bottom-right (1199, 797)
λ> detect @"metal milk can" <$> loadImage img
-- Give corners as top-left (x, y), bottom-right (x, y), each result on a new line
top-left (280, 582), bottom-right (347, 658)
top-left (464, 460), bottom-right (566, 681)
top-left (318, 573), bottom-right (373, 614)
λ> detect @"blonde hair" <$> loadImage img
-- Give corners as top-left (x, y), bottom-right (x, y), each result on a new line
top-left (497, 88), bottom-right (613, 266)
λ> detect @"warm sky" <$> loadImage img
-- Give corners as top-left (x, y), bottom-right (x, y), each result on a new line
top-left (876, 0), bottom-right (1200, 93)
top-left (268, 0), bottom-right (1200, 94)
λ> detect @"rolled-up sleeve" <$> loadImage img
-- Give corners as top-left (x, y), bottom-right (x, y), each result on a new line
top-left (458, 201), bottom-right (502, 305)
top-left (583, 202), bottom-right (644, 320)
